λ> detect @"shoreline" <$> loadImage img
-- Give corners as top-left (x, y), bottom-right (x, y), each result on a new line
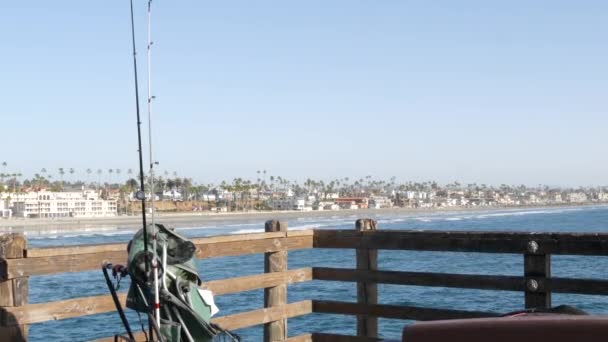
top-left (0, 202), bottom-right (604, 232)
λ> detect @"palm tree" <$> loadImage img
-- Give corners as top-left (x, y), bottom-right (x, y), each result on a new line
top-left (108, 169), bottom-right (114, 188)
top-left (97, 169), bottom-right (103, 190)
top-left (1, 162), bottom-right (6, 184)
top-left (58, 168), bottom-right (65, 190)
top-left (86, 168), bottom-right (92, 188)
top-left (126, 178), bottom-right (138, 193)
top-left (69, 168), bottom-right (75, 183)
top-left (11, 173), bottom-right (18, 193)
top-left (116, 169), bottom-right (122, 183)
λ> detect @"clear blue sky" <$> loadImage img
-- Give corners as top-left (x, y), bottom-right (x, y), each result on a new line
top-left (1, 1), bottom-right (606, 186)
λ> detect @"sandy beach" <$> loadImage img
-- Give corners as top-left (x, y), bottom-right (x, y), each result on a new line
top-left (0, 203), bottom-right (601, 233)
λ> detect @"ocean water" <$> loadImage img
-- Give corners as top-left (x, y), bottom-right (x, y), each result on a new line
top-left (22, 205), bottom-right (608, 341)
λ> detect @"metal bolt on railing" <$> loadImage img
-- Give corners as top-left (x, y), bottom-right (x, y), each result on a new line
top-left (527, 279), bottom-right (539, 292)
top-left (527, 240), bottom-right (539, 254)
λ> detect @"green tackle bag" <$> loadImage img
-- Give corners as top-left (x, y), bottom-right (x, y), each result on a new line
top-left (125, 224), bottom-right (237, 342)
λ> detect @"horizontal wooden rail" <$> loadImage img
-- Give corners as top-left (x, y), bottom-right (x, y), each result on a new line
top-left (214, 300), bottom-right (312, 331)
top-left (314, 230), bottom-right (608, 255)
top-left (313, 267), bottom-right (608, 296)
top-left (314, 267), bottom-right (523, 291)
top-left (1, 231), bottom-right (313, 280)
top-left (285, 334), bottom-right (314, 342)
top-left (94, 301), bottom-right (313, 342)
top-left (313, 300), bottom-right (498, 321)
top-left (2, 268), bottom-right (312, 326)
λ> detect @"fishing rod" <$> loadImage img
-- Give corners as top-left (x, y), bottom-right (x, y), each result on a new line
top-left (146, 0), bottom-right (162, 329)
top-left (128, 0), bottom-right (155, 339)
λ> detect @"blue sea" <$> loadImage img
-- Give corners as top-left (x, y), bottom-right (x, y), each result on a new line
top-left (22, 205), bottom-right (608, 341)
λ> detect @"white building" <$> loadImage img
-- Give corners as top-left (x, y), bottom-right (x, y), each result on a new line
top-left (567, 192), bottom-right (587, 203)
top-left (0, 200), bottom-right (11, 218)
top-left (6, 190), bottom-right (117, 218)
top-left (162, 190), bottom-right (183, 201)
top-left (369, 196), bottom-right (393, 209)
top-left (271, 198), bottom-right (306, 211)
top-left (552, 193), bottom-right (563, 203)
top-left (324, 203), bottom-right (340, 210)
top-left (403, 191), bottom-right (428, 200)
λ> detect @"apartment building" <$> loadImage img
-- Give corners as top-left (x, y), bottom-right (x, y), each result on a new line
top-left (6, 190), bottom-right (117, 218)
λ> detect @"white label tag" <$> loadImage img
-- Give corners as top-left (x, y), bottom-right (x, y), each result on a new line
top-left (198, 289), bottom-right (219, 317)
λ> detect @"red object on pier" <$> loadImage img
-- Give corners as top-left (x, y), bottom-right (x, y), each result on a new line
top-left (402, 315), bottom-right (608, 342)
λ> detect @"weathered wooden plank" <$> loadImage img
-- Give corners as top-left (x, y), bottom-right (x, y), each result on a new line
top-left (3, 250), bottom-right (128, 280)
top-left (313, 230), bottom-right (608, 255)
top-left (11, 278), bottom-right (28, 306)
top-left (3, 269), bottom-right (312, 325)
top-left (549, 277), bottom-right (608, 295)
top-left (206, 268), bottom-right (312, 296)
top-left (213, 300), bottom-right (312, 331)
top-left (4, 236), bottom-right (312, 279)
top-left (284, 333), bottom-right (313, 342)
top-left (0, 234), bottom-right (26, 259)
top-left (355, 219), bottom-right (378, 338)
top-left (313, 267), bottom-right (608, 296)
top-left (26, 243), bottom-right (126, 258)
top-left (0, 233), bottom-right (28, 342)
top-left (264, 220), bottom-right (288, 342)
top-left (2, 293), bottom-right (125, 326)
top-left (287, 230), bottom-right (314, 237)
top-left (94, 301), bottom-right (313, 342)
top-left (524, 253), bottom-right (551, 309)
top-left (312, 333), bottom-right (386, 342)
top-left (0, 279), bottom-right (14, 306)
top-left (313, 300), bottom-right (498, 321)
top-left (313, 268), bottom-right (524, 291)
top-left (26, 231), bottom-right (294, 258)
top-left (196, 235), bottom-right (312, 259)
top-left (191, 231), bottom-right (287, 245)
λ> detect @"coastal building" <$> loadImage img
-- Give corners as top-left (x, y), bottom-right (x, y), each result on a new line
top-left (270, 198), bottom-right (306, 211)
top-left (7, 190), bottom-right (117, 218)
top-left (0, 200), bottom-right (11, 218)
top-left (369, 196), bottom-right (393, 209)
top-left (335, 197), bottom-right (368, 209)
top-left (567, 192), bottom-right (587, 203)
top-left (551, 192), bottom-right (563, 203)
top-left (162, 189), bottom-right (183, 201)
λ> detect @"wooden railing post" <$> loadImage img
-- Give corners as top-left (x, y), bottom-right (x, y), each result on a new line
top-left (356, 218), bottom-right (378, 338)
top-left (524, 240), bottom-right (551, 309)
top-left (264, 220), bottom-right (287, 342)
top-left (0, 233), bottom-right (28, 342)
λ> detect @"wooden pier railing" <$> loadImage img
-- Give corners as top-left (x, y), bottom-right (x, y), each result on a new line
top-left (2, 218), bottom-right (608, 341)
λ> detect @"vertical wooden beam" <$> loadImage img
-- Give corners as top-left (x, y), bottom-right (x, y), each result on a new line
top-left (264, 220), bottom-right (287, 342)
top-left (524, 240), bottom-right (551, 309)
top-left (0, 233), bottom-right (28, 342)
top-left (356, 219), bottom-right (378, 338)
